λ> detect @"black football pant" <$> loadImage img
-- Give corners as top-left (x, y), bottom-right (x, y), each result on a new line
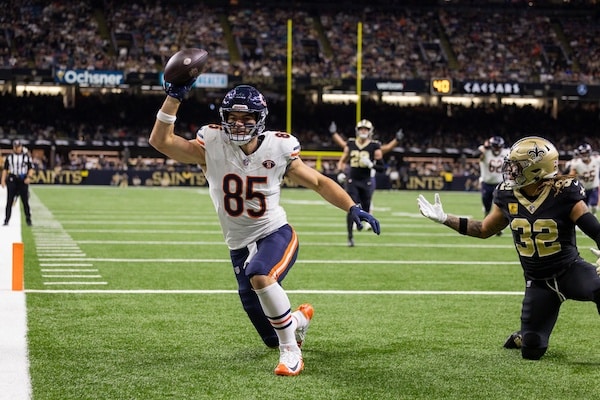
top-left (519, 258), bottom-right (600, 360)
top-left (4, 176), bottom-right (31, 224)
top-left (345, 178), bottom-right (373, 239)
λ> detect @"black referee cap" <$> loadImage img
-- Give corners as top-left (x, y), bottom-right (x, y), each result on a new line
top-left (12, 139), bottom-right (22, 147)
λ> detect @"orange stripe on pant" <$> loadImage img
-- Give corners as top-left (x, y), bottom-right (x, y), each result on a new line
top-left (268, 228), bottom-right (298, 281)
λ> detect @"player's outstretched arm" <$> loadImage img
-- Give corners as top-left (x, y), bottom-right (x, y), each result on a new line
top-left (417, 193), bottom-right (505, 238)
top-left (149, 88), bottom-right (205, 166)
top-left (329, 121), bottom-right (347, 149)
top-left (287, 158), bottom-right (380, 234)
top-left (380, 129), bottom-right (403, 155)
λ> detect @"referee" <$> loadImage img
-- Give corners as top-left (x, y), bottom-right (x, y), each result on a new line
top-left (1, 140), bottom-right (33, 226)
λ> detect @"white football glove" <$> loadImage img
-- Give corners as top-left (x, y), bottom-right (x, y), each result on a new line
top-left (417, 193), bottom-right (447, 224)
top-left (329, 121), bottom-right (337, 134)
top-left (359, 156), bottom-right (374, 169)
top-left (590, 248), bottom-right (600, 275)
top-left (337, 172), bottom-right (347, 184)
top-left (395, 129), bottom-right (404, 141)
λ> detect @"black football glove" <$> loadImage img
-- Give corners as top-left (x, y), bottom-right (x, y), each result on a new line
top-left (163, 78), bottom-right (195, 102)
top-left (349, 205), bottom-right (381, 235)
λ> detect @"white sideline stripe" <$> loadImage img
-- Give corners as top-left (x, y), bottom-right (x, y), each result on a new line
top-left (41, 269), bottom-right (98, 272)
top-left (36, 257), bottom-right (521, 265)
top-left (24, 289), bottom-right (524, 295)
top-left (0, 186), bottom-right (31, 400)
top-left (42, 275), bottom-right (103, 278)
top-left (43, 282), bottom-right (108, 286)
top-left (40, 263), bottom-right (93, 267)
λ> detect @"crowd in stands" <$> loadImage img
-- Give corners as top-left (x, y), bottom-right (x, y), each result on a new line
top-left (1, 0), bottom-right (599, 187)
top-left (0, 91), bottom-right (598, 172)
top-left (1, 0), bottom-right (599, 83)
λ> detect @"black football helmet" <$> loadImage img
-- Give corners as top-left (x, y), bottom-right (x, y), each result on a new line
top-left (219, 85), bottom-right (268, 145)
top-left (577, 143), bottom-right (592, 161)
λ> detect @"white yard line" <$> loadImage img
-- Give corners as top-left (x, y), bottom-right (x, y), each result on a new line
top-left (24, 289), bottom-right (524, 295)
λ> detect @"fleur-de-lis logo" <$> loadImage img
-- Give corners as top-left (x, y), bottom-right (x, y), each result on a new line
top-left (528, 144), bottom-right (546, 163)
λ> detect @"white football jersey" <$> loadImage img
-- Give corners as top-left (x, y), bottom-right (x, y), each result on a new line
top-left (479, 147), bottom-right (510, 185)
top-left (570, 155), bottom-right (600, 190)
top-left (197, 125), bottom-right (300, 250)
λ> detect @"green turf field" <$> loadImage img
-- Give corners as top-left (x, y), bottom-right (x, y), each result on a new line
top-left (23, 186), bottom-right (600, 400)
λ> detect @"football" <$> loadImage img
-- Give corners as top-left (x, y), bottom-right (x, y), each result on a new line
top-left (163, 48), bottom-right (209, 85)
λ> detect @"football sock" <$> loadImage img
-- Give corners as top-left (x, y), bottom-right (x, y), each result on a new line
top-left (255, 282), bottom-right (298, 348)
top-left (292, 309), bottom-right (308, 329)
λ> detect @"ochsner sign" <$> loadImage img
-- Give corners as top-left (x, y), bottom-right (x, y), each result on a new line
top-left (55, 69), bottom-right (125, 86)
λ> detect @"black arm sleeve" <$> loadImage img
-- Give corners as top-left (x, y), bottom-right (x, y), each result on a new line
top-left (576, 212), bottom-right (600, 248)
top-left (373, 159), bottom-right (385, 173)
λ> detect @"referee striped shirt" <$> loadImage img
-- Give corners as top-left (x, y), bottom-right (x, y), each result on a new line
top-left (4, 151), bottom-right (33, 178)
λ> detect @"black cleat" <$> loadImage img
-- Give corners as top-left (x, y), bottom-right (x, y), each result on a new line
top-left (503, 331), bottom-right (522, 349)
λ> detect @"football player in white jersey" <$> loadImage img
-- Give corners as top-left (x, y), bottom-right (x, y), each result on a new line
top-left (150, 82), bottom-right (380, 377)
top-left (569, 143), bottom-right (600, 214)
top-left (478, 136), bottom-right (510, 218)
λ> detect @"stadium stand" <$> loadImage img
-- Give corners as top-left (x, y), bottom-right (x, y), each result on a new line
top-left (0, 0), bottom-right (599, 178)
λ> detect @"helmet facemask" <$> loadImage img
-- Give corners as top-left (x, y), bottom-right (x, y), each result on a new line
top-left (219, 85), bottom-right (268, 146)
top-left (489, 136), bottom-right (505, 156)
top-left (578, 143), bottom-right (592, 162)
top-left (355, 119), bottom-right (374, 140)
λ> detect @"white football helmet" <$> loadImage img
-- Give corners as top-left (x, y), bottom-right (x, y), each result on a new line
top-left (502, 136), bottom-right (558, 189)
top-left (355, 119), bottom-right (374, 139)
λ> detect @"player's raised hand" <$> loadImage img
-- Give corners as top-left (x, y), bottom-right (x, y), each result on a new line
top-left (163, 78), bottom-right (195, 102)
top-left (329, 121), bottom-right (337, 134)
top-left (395, 129), bottom-right (404, 141)
top-left (417, 193), bottom-right (448, 224)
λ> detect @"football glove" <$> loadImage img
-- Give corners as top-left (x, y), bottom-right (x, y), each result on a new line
top-left (359, 156), bottom-right (374, 169)
top-left (337, 172), bottom-right (347, 184)
top-left (395, 129), bottom-right (404, 141)
top-left (417, 193), bottom-right (448, 224)
top-left (329, 121), bottom-right (337, 134)
top-left (349, 205), bottom-right (380, 235)
top-left (163, 78), bottom-right (195, 102)
top-left (590, 248), bottom-right (600, 275)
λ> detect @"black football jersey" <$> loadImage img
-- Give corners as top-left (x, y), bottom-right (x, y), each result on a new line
top-left (347, 138), bottom-right (381, 180)
top-left (494, 177), bottom-right (586, 280)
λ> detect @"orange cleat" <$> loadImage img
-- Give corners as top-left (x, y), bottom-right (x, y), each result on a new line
top-left (294, 303), bottom-right (314, 348)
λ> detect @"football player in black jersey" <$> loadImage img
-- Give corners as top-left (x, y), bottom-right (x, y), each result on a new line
top-left (418, 136), bottom-right (600, 360)
top-left (336, 119), bottom-right (385, 247)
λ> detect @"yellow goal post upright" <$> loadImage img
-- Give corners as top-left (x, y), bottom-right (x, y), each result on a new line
top-left (356, 21), bottom-right (363, 123)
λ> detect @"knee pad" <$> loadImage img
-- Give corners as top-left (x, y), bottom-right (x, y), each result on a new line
top-left (521, 332), bottom-right (547, 360)
top-left (239, 290), bottom-right (278, 348)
